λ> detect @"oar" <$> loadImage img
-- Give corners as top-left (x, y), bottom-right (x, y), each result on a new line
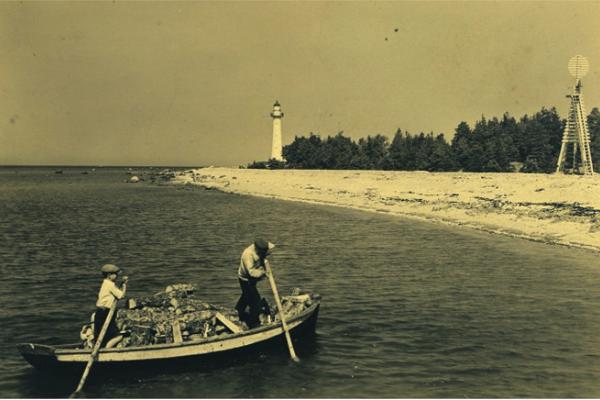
top-left (70, 301), bottom-right (118, 397)
top-left (264, 262), bottom-right (300, 363)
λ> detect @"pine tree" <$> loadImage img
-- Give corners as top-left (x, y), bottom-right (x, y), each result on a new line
top-left (321, 132), bottom-right (359, 169)
top-left (388, 129), bottom-right (408, 170)
top-left (517, 108), bottom-right (563, 173)
top-left (450, 121), bottom-right (472, 171)
top-left (353, 135), bottom-right (389, 170)
top-left (428, 134), bottom-right (455, 171)
top-left (414, 133), bottom-right (434, 170)
top-left (282, 133), bottom-right (323, 168)
top-left (587, 107), bottom-right (600, 172)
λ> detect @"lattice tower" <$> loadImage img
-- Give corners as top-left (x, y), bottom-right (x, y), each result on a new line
top-left (556, 55), bottom-right (594, 175)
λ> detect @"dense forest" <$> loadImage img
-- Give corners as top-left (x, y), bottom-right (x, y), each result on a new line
top-left (247, 107), bottom-right (600, 173)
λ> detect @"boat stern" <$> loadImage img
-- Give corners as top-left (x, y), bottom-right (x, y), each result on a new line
top-left (17, 343), bottom-right (60, 370)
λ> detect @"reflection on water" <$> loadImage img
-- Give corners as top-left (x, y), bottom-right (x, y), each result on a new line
top-left (1, 167), bottom-right (600, 397)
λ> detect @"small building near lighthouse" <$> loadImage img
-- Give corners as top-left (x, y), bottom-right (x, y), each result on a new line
top-left (270, 101), bottom-right (284, 161)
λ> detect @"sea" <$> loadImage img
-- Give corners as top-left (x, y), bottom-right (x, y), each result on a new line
top-left (1, 166), bottom-right (600, 398)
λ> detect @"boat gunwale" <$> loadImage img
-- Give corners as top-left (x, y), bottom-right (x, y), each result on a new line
top-left (20, 301), bottom-right (320, 356)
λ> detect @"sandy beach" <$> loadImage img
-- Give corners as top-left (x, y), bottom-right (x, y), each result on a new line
top-left (172, 168), bottom-right (600, 252)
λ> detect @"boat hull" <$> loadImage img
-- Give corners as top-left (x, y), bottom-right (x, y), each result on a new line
top-left (18, 303), bottom-right (319, 375)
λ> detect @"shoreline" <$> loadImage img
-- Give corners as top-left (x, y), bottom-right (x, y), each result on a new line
top-left (172, 168), bottom-right (600, 253)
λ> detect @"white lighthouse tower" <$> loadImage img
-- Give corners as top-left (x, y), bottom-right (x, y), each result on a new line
top-left (270, 101), bottom-right (284, 161)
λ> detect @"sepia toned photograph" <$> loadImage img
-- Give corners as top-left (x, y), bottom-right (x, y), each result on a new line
top-left (1, 1), bottom-right (600, 398)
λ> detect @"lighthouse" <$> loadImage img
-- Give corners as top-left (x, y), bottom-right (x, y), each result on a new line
top-left (270, 101), bottom-right (284, 161)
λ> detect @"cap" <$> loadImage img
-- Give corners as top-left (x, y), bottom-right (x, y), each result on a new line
top-left (254, 239), bottom-right (276, 252)
top-left (101, 264), bottom-right (121, 274)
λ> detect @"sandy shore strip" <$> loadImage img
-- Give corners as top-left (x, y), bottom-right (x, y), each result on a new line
top-left (172, 167), bottom-right (600, 252)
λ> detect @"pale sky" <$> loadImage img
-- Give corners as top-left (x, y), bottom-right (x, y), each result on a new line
top-left (1, 1), bottom-right (600, 166)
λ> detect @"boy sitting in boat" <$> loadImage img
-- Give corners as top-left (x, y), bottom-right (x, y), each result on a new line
top-left (94, 264), bottom-right (128, 348)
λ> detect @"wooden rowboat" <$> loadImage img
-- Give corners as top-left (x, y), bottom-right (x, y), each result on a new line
top-left (17, 301), bottom-right (319, 374)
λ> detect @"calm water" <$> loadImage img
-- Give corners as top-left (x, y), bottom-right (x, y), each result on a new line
top-left (1, 167), bottom-right (600, 398)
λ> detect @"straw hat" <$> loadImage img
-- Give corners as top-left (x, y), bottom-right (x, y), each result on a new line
top-left (101, 264), bottom-right (120, 273)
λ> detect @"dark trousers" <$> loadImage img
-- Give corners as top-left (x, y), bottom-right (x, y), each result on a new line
top-left (235, 279), bottom-right (270, 328)
top-left (94, 307), bottom-right (119, 347)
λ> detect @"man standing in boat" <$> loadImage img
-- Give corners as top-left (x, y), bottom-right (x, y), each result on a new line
top-left (235, 238), bottom-right (274, 329)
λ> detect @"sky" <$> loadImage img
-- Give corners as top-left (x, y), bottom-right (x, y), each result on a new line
top-left (1, 1), bottom-right (600, 166)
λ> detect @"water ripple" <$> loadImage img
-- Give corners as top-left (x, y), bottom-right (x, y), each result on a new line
top-left (2, 168), bottom-right (600, 397)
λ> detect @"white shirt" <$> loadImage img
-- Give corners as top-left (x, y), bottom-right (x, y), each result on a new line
top-left (96, 279), bottom-right (125, 308)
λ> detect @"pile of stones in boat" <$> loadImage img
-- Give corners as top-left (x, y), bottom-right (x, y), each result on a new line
top-left (80, 283), bottom-right (318, 348)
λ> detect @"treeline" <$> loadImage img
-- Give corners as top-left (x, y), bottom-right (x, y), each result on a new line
top-left (248, 107), bottom-right (600, 173)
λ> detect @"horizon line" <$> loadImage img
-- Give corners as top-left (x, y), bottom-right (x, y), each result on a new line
top-left (0, 164), bottom-right (212, 169)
